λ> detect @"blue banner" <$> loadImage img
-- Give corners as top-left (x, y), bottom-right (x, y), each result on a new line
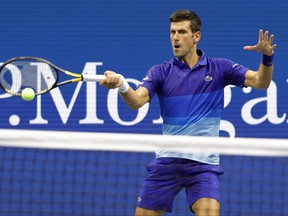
top-left (1, 0), bottom-right (287, 138)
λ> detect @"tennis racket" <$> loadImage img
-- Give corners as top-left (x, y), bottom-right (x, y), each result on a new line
top-left (0, 56), bottom-right (105, 96)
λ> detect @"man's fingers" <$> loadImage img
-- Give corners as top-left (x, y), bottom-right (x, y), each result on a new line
top-left (268, 34), bottom-right (275, 45)
top-left (100, 71), bottom-right (123, 89)
top-left (263, 30), bottom-right (269, 42)
top-left (243, 45), bottom-right (256, 51)
top-left (259, 29), bottom-right (263, 42)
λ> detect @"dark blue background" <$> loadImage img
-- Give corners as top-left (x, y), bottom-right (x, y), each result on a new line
top-left (1, 0), bottom-right (287, 137)
top-left (0, 0), bottom-right (287, 215)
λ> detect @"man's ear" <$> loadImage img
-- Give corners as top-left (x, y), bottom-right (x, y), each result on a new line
top-left (193, 31), bottom-right (201, 43)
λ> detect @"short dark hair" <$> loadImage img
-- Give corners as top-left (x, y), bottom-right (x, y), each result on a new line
top-left (169, 9), bottom-right (201, 33)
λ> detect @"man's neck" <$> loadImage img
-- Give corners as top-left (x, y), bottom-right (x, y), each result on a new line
top-left (180, 50), bottom-right (200, 68)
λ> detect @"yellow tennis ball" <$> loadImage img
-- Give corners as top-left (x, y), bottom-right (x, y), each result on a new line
top-left (21, 88), bottom-right (35, 101)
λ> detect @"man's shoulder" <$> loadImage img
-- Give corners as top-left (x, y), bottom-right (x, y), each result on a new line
top-left (150, 59), bottom-right (174, 72)
top-left (206, 53), bottom-right (239, 66)
top-left (157, 59), bottom-right (174, 67)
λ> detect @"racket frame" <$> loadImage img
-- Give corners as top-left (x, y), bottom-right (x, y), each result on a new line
top-left (0, 56), bottom-right (104, 96)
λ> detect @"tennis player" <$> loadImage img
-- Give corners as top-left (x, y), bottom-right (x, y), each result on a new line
top-left (100, 9), bottom-right (276, 216)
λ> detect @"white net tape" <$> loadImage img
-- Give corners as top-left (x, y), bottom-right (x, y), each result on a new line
top-left (1, 129), bottom-right (287, 157)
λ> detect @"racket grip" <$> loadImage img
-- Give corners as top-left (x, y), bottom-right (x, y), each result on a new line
top-left (82, 74), bottom-right (106, 82)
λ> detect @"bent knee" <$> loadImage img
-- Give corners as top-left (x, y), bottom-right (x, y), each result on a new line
top-left (191, 198), bottom-right (220, 216)
top-left (135, 207), bottom-right (164, 216)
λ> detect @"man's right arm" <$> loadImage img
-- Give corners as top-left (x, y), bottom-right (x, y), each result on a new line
top-left (119, 86), bottom-right (150, 110)
top-left (100, 70), bottom-right (150, 110)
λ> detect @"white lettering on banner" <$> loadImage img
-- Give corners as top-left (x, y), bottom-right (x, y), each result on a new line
top-left (153, 116), bottom-right (163, 124)
top-left (2, 61), bottom-right (286, 133)
top-left (79, 62), bottom-right (104, 124)
top-left (0, 92), bottom-right (13, 99)
top-left (0, 63), bottom-right (22, 99)
top-left (30, 62), bottom-right (103, 124)
top-left (241, 81), bottom-right (286, 125)
top-left (107, 78), bottom-right (149, 126)
top-left (220, 85), bottom-right (236, 137)
top-left (29, 62), bottom-right (57, 124)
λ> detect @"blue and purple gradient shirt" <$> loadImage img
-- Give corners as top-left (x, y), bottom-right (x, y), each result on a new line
top-left (139, 50), bottom-right (248, 164)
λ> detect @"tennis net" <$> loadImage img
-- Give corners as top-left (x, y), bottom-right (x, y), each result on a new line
top-left (0, 129), bottom-right (288, 216)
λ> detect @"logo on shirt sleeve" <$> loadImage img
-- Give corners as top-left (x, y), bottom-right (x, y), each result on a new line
top-left (142, 76), bottom-right (149, 81)
top-left (139, 76), bottom-right (150, 85)
top-left (232, 63), bottom-right (239, 68)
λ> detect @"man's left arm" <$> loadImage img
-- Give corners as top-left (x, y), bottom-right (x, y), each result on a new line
top-left (243, 29), bottom-right (277, 89)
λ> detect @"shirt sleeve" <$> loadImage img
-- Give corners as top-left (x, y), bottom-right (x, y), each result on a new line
top-left (222, 58), bottom-right (249, 87)
top-left (138, 65), bottom-right (163, 100)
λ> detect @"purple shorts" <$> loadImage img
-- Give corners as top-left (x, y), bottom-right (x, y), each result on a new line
top-left (136, 158), bottom-right (224, 213)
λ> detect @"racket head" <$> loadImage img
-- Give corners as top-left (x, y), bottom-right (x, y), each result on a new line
top-left (0, 56), bottom-right (60, 96)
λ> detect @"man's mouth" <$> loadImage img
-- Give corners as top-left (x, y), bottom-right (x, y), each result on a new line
top-left (174, 44), bottom-right (181, 49)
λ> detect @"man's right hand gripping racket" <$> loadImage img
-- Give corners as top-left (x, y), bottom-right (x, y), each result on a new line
top-left (0, 56), bottom-right (105, 97)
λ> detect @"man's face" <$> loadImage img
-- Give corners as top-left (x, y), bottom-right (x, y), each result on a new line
top-left (170, 21), bottom-right (199, 58)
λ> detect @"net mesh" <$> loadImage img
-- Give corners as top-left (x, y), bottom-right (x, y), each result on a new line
top-left (0, 129), bottom-right (288, 216)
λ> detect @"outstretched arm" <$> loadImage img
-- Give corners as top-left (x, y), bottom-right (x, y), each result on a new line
top-left (99, 70), bottom-right (150, 110)
top-left (243, 29), bottom-right (277, 89)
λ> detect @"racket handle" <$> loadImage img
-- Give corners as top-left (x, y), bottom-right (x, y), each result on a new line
top-left (82, 74), bottom-right (106, 82)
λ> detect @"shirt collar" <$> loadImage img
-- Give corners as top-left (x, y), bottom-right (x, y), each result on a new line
top-left (173, 49), bottom-right (207, 70)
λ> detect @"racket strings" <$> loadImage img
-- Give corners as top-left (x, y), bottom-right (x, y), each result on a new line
top-left (0, 60), bottom-right (58, 95)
